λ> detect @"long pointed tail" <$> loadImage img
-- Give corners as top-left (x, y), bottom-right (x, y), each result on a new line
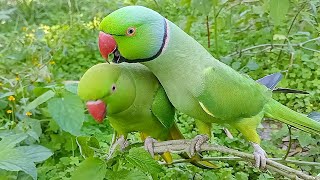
top-left (168, 123), bottom-right (218, 169)
top-left (264, 99), bottom-right (320, 135)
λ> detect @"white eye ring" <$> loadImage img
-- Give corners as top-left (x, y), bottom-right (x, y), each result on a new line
top-left (126, 27), bottom-right (136, 36)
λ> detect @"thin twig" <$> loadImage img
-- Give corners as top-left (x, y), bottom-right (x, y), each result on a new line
top-left (300, 36), bottom-right (320, 46)
top-left (213, 3), bottom-right (219, 57)
top-left (276, 3), bottom-right (307, 62)
top-left (225, 37), bottom-right (320, 57)
top-left (267, 166), bottom-right (302, 180)
top-left (214, 0), bottom-right (228, 19)
top-left (285, 52), bottom-right (295, 78)
top-left (160, 156), bottom-right (320, 166)
top-left (283, 126), bottom-right (292, 160)
top-left (206, 16), bottom-right (210, 49)
top-left (300, 46), bottom-right (320, 53)
top-left (227, 43), bottom-right (288, 57)
top-left (152, 139), bottom-right (318, 180)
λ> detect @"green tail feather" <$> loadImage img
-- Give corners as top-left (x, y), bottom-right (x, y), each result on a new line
top-left (265, 99), bottom-right (320, 135)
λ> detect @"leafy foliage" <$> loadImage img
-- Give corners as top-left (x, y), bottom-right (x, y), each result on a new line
top-left (0, 134), bottom-right (52, 179)
top-left (47, 92), bottom-right (85, 135)
top-left (0, 0), bottom-right (319, 179)
top-left (71, 157), bottom-right (106, 180)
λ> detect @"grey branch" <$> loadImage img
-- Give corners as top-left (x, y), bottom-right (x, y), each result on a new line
top-left (160, 157), bottom-right (320, 167)
top-left (226, 36), bottom-right (320, 57)
top-left (152, 139), bottom-right (319, 180)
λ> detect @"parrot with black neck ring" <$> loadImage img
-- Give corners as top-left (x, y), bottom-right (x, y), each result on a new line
top-left (97, 6), bottom-right (320, 169)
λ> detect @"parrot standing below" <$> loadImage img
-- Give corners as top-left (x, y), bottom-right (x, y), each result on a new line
top-left (77, 62), bottom-right (217, 169)
top-left (97, 6), bottom-right (320, 169)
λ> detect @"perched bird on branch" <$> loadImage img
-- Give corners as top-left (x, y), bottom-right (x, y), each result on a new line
top-left (77, 62), bottom-right (217, 169)
top-left (97, 6), bottom-right (320, 169)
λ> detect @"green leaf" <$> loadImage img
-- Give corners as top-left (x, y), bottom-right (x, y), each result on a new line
top-left (64, 82), bottom-right (79, 94)
top-left (235, 172), bottom-right (249, 180)
top-left (0, 134), bottom-right (37, 180)
top-left (191, 0), bottom-right (213, 15)
top-left (0, 169), bottom-right (18, 180)
top-left (71, 157), bottom-right (106, 180)
top-left (180, 0), bottom-right (191, 7)
top-left (76, 136), bottom-right (100, 158)
top-left (125, 147), bottom-right (163, 176)
top-left (14, 119), bottom-right (42, 141)
top-left (47, 93), bottom-right (85, 135)
top-left (296, 132), bottom-right (315, 147)
top-left (0, 92), bottom-right (14, 99)
top-left (25, 119), bottom-right (42, 141)
top-left (269, 0), bottom-right (289, 25)
top-left (24, 90), bottom-right (55, 113)
top-left (106, 169), bottom-right (148, 180)
top-left (0, 134), bottom-right (28, 148)
top-left (17, 171), bottom-right (33, 180)
top-left (246, 60), bottom-right (259, 71)
top-left (17, 145), bottom-right (53, 163)
top-left (0, 99), bottom-right (8, 109)
top-left (231, 61), bottom-right (241, 70)
top-left (307, 111), bottom-right (320, 122)
top-left (273, 34), bottom-right (286, 40)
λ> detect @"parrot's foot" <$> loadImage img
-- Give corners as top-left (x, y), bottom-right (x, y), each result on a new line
top-left (106, 135), bottom-right (129, 160)
top-left (116, 135), bottom-right (130, 151)
top-left (144, 136), bottom-right (158, 157)
top-left (252, 143), bottom-right (267, 169)
top-left (190, 134), bottom-right (209, 156)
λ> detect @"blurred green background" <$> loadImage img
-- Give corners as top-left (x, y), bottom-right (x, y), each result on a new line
top-left (0, 0), bottom-right (319, 179)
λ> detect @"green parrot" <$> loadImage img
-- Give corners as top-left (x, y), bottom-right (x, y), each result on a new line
top-left (77, 62), bottom-right (217, 169)
top-left (97, 6), bottom-right (320, 169)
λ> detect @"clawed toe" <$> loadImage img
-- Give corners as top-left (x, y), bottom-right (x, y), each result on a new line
top-left (117, 135), bottom-right (129, 151)
top-left (144, 136), bottom-right (158, 157)
top-left (190, 134), bottom-right (209, 156)
top-left (107, 135), bottom-right (129, 160)
top-left (252, 143), bottom-right (268, 169)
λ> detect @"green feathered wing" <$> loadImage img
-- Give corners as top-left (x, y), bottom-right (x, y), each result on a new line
top-left (151, 86), bottom-right (175, 129)
top-left (152, 86), bottom-right (218, 169)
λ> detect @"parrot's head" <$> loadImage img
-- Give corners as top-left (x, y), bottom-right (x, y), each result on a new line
top-left (98, 6), bottom-right (167, 63)
top-left (78, 63), bottom-right (135, 123)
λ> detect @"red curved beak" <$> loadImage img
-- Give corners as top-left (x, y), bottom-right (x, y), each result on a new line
top-left (86, 100), bottom-right (107, 123)
top-left (98, 31), bottom-right (117, 60)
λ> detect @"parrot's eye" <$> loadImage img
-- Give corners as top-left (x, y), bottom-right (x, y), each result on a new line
top-left (111, 84), bottom-right (116, 92)
top-left (126, 27), bottom-right (136, 36)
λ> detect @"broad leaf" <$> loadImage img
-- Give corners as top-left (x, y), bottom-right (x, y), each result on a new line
top-left (0, 134), bottom-right (28, 148)
top-left (191, 0), bottom-right (213, 15)
top-left (0, 92), bottom-right (14, 99)
top-left (0, 99), bottom-right (8, 109)
top-left (71, 157), bottom-right (106, 180)
top-left (106, 169), bottom-right (148, 180)
top-left (24, 90), bottom-right (55, 113)
top-left (17, 145), bottom-right (53, 163)
top-left (15, 118), bottom-right (42, 141)
top-left (125, 147), bottom-right (163, 176)
top-left (47, 93), bottom-right (85, 135)
top-left (246, 60), bottom-right (259, 71)
top-left (76, 136), bottom-right (100, 158)
top-left (308, 112), bottom-right (320, 122)
top-left (64, 82), bottom-right (79, 94)
top-left (0, 134), bottom-right (36, 180)
top-left (269, 0), bottom-right (289, 25)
